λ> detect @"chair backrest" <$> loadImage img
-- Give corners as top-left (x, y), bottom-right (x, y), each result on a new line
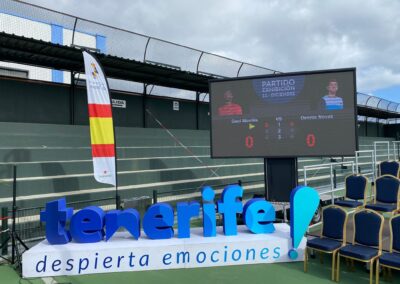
top-left (354, 209), bottom-right (384, 248)
top-left (375, 175), bottom-right (400, 204)
top-left (380, 161), bottom-right (400, 178)
top-left (321, 205), bottom-right (347, 241)
top-left (345, 174), bottom-right (367, 200)
top-left (390, 214), bottom-right (400, 253)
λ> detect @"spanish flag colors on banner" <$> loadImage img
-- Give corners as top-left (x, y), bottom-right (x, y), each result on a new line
top-left (83, 51), bottom-right (116, 186)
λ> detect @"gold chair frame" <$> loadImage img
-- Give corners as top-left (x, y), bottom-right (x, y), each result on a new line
top-left (376, 214), bottom-right (400, 284)
top-left (304, 205), bottom-right (348, 281)
top-left (336, 209), bottom-right (384, 284)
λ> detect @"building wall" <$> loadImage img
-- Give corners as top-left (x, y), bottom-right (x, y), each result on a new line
top-left (73, 87), bottom-right (144, 127)
top-left (384, 124), bottom-right (400, 139)
top-left (358, 121), bottom-right (366, 136)
top-left (0, 78), bottom-right (70, 124)
top-left (0, 77), bottom-right (210, 130)
top-left (358, 120), bottom-right (388, 137)
top-left (198, 103), bottom-right (211, 130)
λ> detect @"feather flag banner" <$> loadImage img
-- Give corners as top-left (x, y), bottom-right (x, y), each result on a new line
top-left (83, 51), bottom-right (116, 186)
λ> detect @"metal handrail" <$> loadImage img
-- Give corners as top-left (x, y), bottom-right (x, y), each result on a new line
top-left (303, 161), bottom-right (355, 171)
top-left (355, 150), bottom-right (374, 177)
top-left (393, 141), bottom-right (400, 161)
top-left (303, 161), bottom-right (355, 204)
top-left (374, 141), bottom-right (390, 176)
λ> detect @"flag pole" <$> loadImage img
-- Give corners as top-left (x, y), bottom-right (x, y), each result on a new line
top-left (95, 55), bottom-right (120, 210)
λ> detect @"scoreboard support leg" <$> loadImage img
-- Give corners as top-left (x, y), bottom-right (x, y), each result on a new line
top-left (264, 157), bottom-right (298, 202)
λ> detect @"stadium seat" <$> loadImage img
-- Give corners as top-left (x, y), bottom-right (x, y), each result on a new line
top-left (376, 214), bottom-right (400, 284)
top-left (379, 161), bottom-right (400, 178)
top-left (335, 174), bottom-right (368, 209)
top-left (336, 209), bottom-right (384, 284)
top-left (304, 205), bottom-right (348, 281)
top-left (365, 175), bottom-right (400, 215)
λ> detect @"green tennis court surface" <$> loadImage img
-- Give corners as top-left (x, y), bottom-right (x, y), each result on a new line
top-left (2, 255), bottom-right (398, 284)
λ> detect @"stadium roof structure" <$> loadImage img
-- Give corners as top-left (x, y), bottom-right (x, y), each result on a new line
top-left (357, 92), bottom-right (400, 119)
top-left (0, 32), bottom-right (211, 93)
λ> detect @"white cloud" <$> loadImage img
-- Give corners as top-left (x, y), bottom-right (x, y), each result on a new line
top-left (359, 67), bottom-right (400, 92)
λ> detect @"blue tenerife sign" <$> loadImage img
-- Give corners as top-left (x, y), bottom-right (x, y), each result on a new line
top-left (22, 185), bottom-right (319, 277)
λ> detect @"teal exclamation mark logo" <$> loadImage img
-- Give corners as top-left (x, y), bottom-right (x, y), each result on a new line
top-left (288, 186), bottom-right (320, 259)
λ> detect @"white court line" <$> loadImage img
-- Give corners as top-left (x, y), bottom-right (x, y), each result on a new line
top-left (41, 277), bottom-right (57, 284)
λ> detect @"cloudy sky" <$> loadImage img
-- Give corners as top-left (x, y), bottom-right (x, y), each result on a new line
top-left (25, 0), bottom-right (400, 102)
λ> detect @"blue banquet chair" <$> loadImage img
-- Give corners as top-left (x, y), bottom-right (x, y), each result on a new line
top-left (304, 205), bottom-right (348, 280)
top-left (336, 209), bottom-right (384, 284)
top-left (365, 175), bottom-right (400, 215)
top-left (376, 214), bottom-right (400, 284)
top-left (336, 174), bottom-right (368, 209)
top-left (379, 161), bottom-right (400, 178)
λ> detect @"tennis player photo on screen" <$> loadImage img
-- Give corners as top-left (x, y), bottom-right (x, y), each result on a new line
top-left (321, 79), bottom-right (344, 110)
top-left (218, 90), bottom-right (243, 116)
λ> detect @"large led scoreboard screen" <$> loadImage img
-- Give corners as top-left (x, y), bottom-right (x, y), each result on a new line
top-left (210, 68), bottom-right (357, 158)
